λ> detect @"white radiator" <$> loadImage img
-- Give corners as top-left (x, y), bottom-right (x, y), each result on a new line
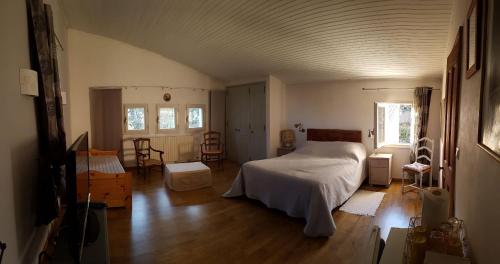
top-left (123, 135), bottom-right (196, 167)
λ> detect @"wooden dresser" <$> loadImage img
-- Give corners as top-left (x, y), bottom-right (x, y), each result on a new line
top-left (368, 153), bottom-right (392, 187)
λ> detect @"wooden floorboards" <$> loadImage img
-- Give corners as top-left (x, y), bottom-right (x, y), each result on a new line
top-left (107, 161), bottom-right (421, 264)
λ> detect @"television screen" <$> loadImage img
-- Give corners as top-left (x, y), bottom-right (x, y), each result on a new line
top-left (65, 132), bottom-right (91, 262)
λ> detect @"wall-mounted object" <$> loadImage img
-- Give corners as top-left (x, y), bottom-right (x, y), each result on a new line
top-left (368, 129), bottom-right (375, 138)
top-left (163, 93), bottom-right (171, 102)
top-left (466, 0), bottom-right (482, 78)
top-left (280, 129), bottom-right (296, 148)
top-left (294, 123), bottom-right (305, 133)
top-left (19, 68), bottom-right (39, 96)
top-left (61, 91), bottom-right (67, 105)
top-left (478, 0), bottom-right (500, 162)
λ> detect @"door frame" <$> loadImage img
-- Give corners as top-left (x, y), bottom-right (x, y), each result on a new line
top-left (442, 27), bottom-right (462, 216)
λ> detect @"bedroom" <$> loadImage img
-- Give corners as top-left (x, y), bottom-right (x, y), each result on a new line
top-left (0, 0), bottom-right (499, 263)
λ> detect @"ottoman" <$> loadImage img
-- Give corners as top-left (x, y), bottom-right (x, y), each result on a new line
top-left (164, 162), bottom-right (212, 191)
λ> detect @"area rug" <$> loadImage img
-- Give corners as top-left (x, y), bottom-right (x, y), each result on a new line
top-left (339, 190), bottom-right (385, 216)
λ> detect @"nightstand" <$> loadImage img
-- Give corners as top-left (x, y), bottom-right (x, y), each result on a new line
top-left (277, 147), bottom-right (296, 156)
top-left (368, 153), bottom-right (392, 187)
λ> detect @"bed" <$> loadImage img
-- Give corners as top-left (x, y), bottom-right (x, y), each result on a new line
top-left (77, 149), bottom-right (132, 209)
top-left (223, 129), bottom-right (367, 237)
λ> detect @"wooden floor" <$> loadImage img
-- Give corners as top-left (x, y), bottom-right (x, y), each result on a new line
top-left (107, 161), bottom-right (421, 264)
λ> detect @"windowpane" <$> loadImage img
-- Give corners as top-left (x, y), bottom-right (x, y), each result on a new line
top-left (188, 107), bottom-right (203, 129)
top-left (127, 107), bottom-right (145, 130)
top-left (399, 104), bottom-right (412, 144)
top-left (385, 104), bottom-right (400, 145)
top-left (377, 106), bottom-right (385, 145)
top-left (376, 102), bottom-right (413, 147)
top-left (159, 107), bottom-right (176, 129)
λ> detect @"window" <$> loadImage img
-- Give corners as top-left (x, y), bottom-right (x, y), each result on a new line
top-left (157, 105), bottom-right (178, 133)
top-left (375, 102), bottom-right (414, 148)
top-left (186, 104), bottom-right (205, 130)
top-left (124, 104), bottom-right (148, 134)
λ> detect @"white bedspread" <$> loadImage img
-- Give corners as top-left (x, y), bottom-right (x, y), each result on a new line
top-left (223, 141), bottom-right (367, 237)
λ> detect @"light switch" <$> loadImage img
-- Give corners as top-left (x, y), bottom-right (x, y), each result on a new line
top-left (19, 69), bottom-right (39, 96)
top-left (61, 91), bottom-right (67, 105)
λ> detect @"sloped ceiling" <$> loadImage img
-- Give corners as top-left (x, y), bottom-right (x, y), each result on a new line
top-left (60, 0), bottom-right (452, 83)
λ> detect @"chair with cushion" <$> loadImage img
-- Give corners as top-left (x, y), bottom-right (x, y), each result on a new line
top-left (200, 131), bottom-right (224, 169)
top-left (133, 138), bottom-right (164, 178)
top-left (402, 137), bottom-right (434, 193)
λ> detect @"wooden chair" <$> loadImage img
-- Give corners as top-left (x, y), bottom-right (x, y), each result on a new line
top-left (133, 138), bottom-right (164, 178)
top-left (200, 131), bottom-right (224, 169)
top-left (402, 137), bottom-right (434, 193)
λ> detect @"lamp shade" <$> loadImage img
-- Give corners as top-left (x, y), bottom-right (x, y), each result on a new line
top-left (280, 129), bottom-right (296, 147)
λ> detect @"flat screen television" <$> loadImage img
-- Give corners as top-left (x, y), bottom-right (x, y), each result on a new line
top-left (65, 132), bottom-right (91, 263)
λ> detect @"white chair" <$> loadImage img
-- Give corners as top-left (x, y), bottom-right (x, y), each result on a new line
top-left (401, 137), bottom-right (434, 193)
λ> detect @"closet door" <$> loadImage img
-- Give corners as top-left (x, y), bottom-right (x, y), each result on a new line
top-left (248, 83), bottom-right (266, 160)
top-left (226, 86), bottom-right (249, 164)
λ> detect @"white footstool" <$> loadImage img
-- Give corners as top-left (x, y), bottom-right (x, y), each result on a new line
top-left (164, 162), bottom-right (212, 191)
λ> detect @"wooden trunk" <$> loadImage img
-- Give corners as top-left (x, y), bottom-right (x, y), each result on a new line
top-left (77, 171), bottom-right (132, 209)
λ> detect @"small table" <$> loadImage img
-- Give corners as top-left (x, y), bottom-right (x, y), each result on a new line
top-left (277, 146), bottom-right (296, 156)
top-left (368, 153), bottom-right (393, 187)
top-left (380, 227), bottom-right (471, 264)
top-left (164, 162), bottom-right (212, 191)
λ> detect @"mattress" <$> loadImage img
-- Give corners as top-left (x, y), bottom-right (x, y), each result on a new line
top-left (90, 156), bottom-right (125, 174)
top-left (76, 155), bottom-right (125, 174)
top-left (223, 141), bottom-right (367, 237)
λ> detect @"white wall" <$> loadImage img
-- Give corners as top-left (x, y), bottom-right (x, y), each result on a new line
top-left (444, 0), bottom-right (500, 262)
top-left (286, 78), bottom-right (442, 179)
top-left (0, 0), bottom-right (69, 263)
top-left (67, 29), bottom-right (224, 144)
top-left (266, 75), bottom-right (287, 157)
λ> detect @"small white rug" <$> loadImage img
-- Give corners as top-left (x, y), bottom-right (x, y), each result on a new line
top-left (339, 190), bottom-right (385, 216)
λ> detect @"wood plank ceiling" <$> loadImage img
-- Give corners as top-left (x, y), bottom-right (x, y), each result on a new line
top-left (60, 0), bottom-right (452, 83)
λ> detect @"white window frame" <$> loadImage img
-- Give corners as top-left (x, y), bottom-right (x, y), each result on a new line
top-left (374, 101), bottom-right (414, 149)
top-left (185, 104), bottom-right (206, 132)
top-left (156, 104), bottom-right (179, 134)
top-left (124, 104), bottom-right (149, 134)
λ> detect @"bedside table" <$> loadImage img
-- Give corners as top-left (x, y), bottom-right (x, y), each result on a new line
top-left (277, 147), bottom-right (296, 156)
top-left (368, 153), bottom-right (392, 187)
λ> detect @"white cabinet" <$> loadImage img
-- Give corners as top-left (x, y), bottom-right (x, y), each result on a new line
top-left (369, 153), bottom-right (393, 187)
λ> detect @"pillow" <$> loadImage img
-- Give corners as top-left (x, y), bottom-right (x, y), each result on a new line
top-left (296, 141), bottom-right (367, 161)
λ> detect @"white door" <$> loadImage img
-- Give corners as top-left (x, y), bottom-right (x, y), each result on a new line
top-left (248, 83), bottom-right (267, 160)
top-left (226, 85), bottom-right (249, 164)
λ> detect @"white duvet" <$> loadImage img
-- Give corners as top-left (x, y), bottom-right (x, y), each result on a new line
top-left (223, 141), bottom-right (367, 237)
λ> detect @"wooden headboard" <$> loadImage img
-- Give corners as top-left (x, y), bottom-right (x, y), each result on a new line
top-left (306, 129), bottom-right (362, 143)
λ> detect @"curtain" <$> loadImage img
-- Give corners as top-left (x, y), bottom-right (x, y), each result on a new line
top-left (410, 87), bottom-right (433, 163)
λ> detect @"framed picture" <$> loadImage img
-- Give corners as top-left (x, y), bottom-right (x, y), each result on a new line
top-left (466, 0), bottom-right (482, 78)
top-left (479, 0), bottom-right (500, 162)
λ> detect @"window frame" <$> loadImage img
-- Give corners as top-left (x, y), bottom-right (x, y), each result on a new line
top-left (156, 104), bottom-right (179, 134)
top-left (185, 104), bottom-right (207, 132)
top-left (374, 101), bottom-right (414, 149)
top-left (124, 104), bottom-right (149, 134)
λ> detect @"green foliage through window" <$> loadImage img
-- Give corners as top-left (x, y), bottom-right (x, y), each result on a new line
top-left (127, 107), bottom-right (145, 131)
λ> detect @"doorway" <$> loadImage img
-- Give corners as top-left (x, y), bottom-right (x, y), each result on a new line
top-left (90, 88), bottom-right (123, 160)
